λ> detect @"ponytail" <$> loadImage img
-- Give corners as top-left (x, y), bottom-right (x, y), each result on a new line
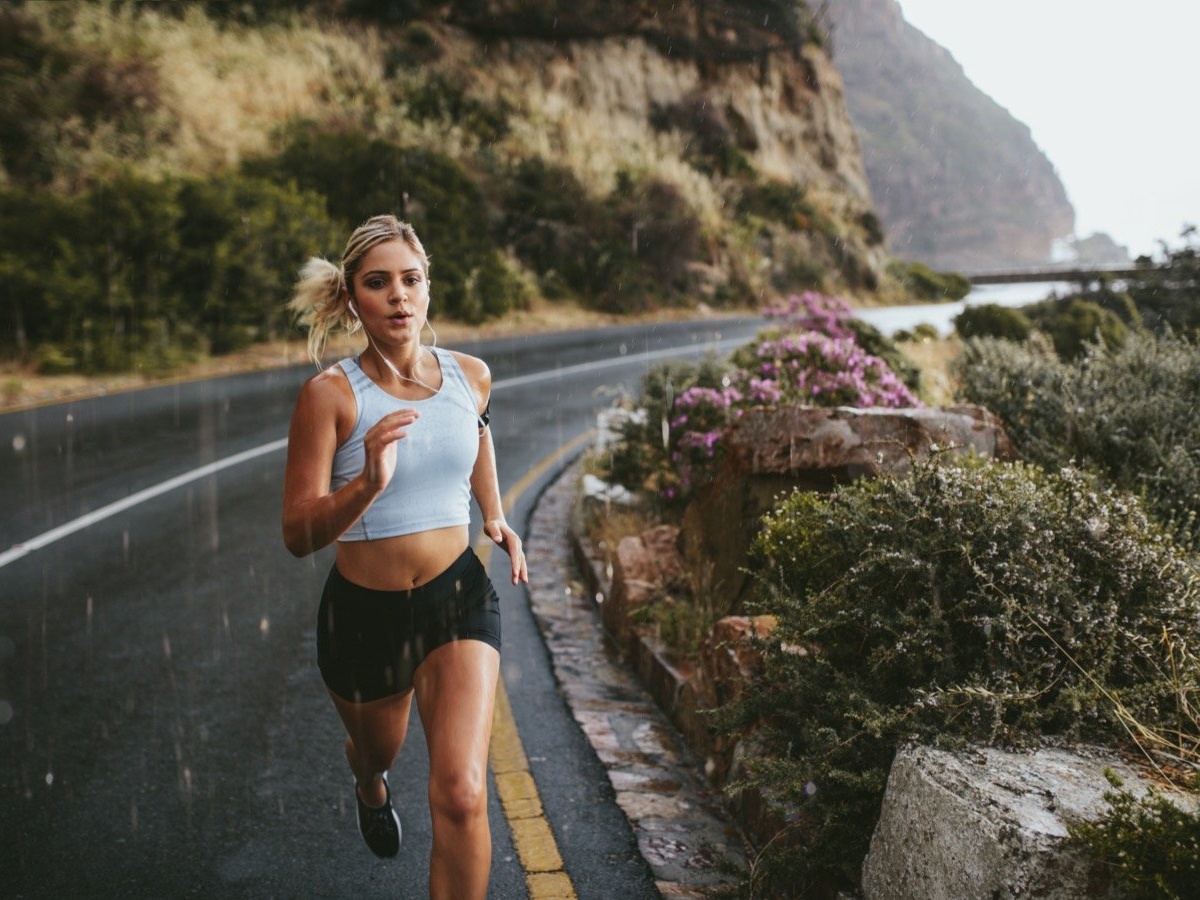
top-left (289, 256), bottom-right (360, 367)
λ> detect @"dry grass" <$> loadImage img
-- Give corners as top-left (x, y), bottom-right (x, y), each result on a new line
top-left (22, 3), bottom-right (387, 178)
top-left (898, 335), bottom-right (962, 406)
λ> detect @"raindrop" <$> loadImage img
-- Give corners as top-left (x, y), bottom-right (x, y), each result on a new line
top-left (259, 616), bottom-right (270, 636)
top-left (619, 342), bottom-right (628, 356)
top-left (11, 433), bottom-right (25, 452)
top-left (0, 700), bottom-right (13, 725)
top-left (45, 771), bottom-right (54, 787)
top-left (162, 633), bottom-right (172, 659)
top-left (803, 780), bottom-right (817, 797)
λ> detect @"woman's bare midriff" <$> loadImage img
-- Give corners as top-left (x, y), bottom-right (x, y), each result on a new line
top-left (334, 524), bottom-right (471, 590)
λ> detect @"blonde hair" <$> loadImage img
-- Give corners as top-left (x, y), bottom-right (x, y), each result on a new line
top-left (289, 215), bottom-right (430, 366)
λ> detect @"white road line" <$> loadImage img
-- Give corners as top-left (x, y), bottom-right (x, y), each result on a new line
top-left (0, 335), bottom-right (747, 569)
top-left (493, 334), bottom-right (746, 389)
top-left (0, 438), bottom-right (288, 569)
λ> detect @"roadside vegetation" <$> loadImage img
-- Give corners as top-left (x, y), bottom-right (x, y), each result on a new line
top-left (0, 0), bottom-right (954, 391)
top-left (593, 235), bottom-right (1200, 896)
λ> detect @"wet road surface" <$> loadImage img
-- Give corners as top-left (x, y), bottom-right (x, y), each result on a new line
top-left (0, 316), bottom-right (762, 898)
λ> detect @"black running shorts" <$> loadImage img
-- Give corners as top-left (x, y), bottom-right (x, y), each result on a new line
top-left (317, 547), bottom-right (501, 703)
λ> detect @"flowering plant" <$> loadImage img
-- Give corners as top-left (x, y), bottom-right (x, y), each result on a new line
top-left (661, 291), bottom-right (920, 502)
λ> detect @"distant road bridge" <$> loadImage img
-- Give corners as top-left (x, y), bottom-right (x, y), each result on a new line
top-left (966, 264), bottom-right (1151, 286)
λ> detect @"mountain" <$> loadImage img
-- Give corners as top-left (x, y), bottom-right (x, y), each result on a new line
top-left (823, 0), bottom-right (1076, 270)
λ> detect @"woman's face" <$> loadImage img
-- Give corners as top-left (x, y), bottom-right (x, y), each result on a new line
top-left (349, 239), bottom-right (430, 341)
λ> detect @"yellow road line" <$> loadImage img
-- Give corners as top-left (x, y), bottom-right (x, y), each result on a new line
top-left (475, 429), bottom-right (594, 900)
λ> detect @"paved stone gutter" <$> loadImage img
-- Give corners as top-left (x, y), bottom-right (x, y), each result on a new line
top-left (524, 459), bottom-right (748, 897)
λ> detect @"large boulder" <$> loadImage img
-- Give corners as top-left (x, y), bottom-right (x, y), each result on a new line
top-left (862, 744), bottom-right (1199, 900)
top-left (679, 404), bottom-right (1015, 612)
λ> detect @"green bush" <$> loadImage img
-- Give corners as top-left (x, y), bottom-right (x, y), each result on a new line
top-left (889, 260), bottom-right (971, 301)
top-left (0, 171), bottom-right (338, 368)
top-left (720, 455), bottom-right (1200, 896)
top-left (1071, 773), bottom-right (1200, 900)
top-left (399, 70), bottom-right (510, 143)
top-left (500, 160), bottom-right (702, 312)
top-left (244, 126), bottom-right (519, 322)
top-left (956, 333), bottom-right (1200, 544)
top-left (1128, 227), bottom-right (1200, 335)
top-left (893, 322), bottom-right (941, 343)
top-left (0, 5), bottom-right (170, 190)
top-left (954, 302), bottom-right (1032, 342)
top-left (1024, 296), bottom-right (1128, 359)
top-left (602, 354), bottom-right (734, 506)
top-left (34, 344), bottom-right (77, 375)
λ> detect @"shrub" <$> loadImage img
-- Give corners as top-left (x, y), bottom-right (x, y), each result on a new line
top-left (0, 5), bottom-right (170, 189)
top-left (603, 292), bottom-right (922, 508)
top-left (742, 291), bottom-right (922, 399)
top-left (0, 171), bottom-right (338, 368)
top-left (1127, 227), bottom-right (1200, 335)
top-left (889, 260), bottom-right (971, 301)
top-left (1071, 772), bottom-right (1200, 900)
top-left (244, 126), bottom-right (519, 322)
top-left (602, 354), bottom-right (735, 507)
top-left (954, 302), bottom-right (1032, 343)
top-left (1024, 296), bottom-right (1128, 359)
top-left (399, 70), bottom-right (509, 143)
top-left (956, 333), bottom-right (1200, 544)
top-left (720, 455), bottom-right (1200, 895)
top-left (500, 161), bottom-right (702, 312)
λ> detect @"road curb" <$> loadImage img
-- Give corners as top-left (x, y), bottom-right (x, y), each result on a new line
top-left (523, 458), bottom-right (747, 897)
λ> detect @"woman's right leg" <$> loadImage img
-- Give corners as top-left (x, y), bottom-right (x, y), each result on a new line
top-left (328, 689), bottom-right (414, 807)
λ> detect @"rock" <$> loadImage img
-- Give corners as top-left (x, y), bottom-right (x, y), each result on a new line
top-left (726, 404), bottom-right (1016, 481)
top-left (696, 615), bottom-right (778, 710)
top-left (594, 406), bottom-right (646, 453)
top-left (679, 404), bottom-right (1014, 613)
top-left (603, 525), bottom-right (684, 645)
top-left (580, 472), bottom-right (639, 511)
top-left (694, 615), bottom-right (780, 786)
top-left (861, 744), bottom-right (1199, 900)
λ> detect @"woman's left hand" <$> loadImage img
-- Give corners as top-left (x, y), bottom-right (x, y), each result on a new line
top-left (484, 518), bottom-right (528, 585)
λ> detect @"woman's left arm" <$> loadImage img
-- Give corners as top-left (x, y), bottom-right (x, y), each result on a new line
top-left (459, 353), bottom-right (528, 585)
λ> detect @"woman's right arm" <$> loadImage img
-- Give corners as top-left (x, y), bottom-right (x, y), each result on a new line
top-left (280, 372), bottom-right (417, 557)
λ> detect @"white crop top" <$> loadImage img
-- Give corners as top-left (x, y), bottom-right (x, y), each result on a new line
top-left (331, 349), bottom-right (480, 541)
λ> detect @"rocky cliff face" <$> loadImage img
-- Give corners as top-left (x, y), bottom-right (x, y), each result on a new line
top-left (425, 0), bottom-right (891, 292)
top-left (824, 0), bottom-right (1076, 270)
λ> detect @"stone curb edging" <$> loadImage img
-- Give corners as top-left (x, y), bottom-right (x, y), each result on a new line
top-left (524, 459), bottom-right (749, 897)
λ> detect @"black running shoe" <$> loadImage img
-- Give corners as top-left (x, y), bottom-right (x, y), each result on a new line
top-left (355, 773), bottom-right (401, 857)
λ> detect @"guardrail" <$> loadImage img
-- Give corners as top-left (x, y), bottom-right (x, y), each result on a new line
top-left (966, 265), bottom-right (1151, 285)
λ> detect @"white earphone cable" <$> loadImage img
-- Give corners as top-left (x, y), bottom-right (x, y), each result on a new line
top-left (353, 304), bottom-right (484, 428)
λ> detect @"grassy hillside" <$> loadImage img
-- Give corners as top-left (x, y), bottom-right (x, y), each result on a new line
top-left (1, 0), bottom-right (908, 377)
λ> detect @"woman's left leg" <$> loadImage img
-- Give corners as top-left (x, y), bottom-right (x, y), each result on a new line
top-left (413, 639), bottom-right (500, 900)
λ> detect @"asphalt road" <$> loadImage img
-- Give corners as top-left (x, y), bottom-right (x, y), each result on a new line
top-left (0, 315), bottom-right (764, 899)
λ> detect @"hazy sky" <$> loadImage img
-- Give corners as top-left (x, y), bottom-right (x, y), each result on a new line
top-left (897, 0), bottom-right (1198, 260)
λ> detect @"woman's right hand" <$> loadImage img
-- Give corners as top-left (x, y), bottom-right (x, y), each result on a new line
top-left (361, 409), bottom-right (419, 491)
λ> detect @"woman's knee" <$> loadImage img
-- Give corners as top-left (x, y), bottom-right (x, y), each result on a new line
top-left (429, 767), bottom-right (487, 827)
